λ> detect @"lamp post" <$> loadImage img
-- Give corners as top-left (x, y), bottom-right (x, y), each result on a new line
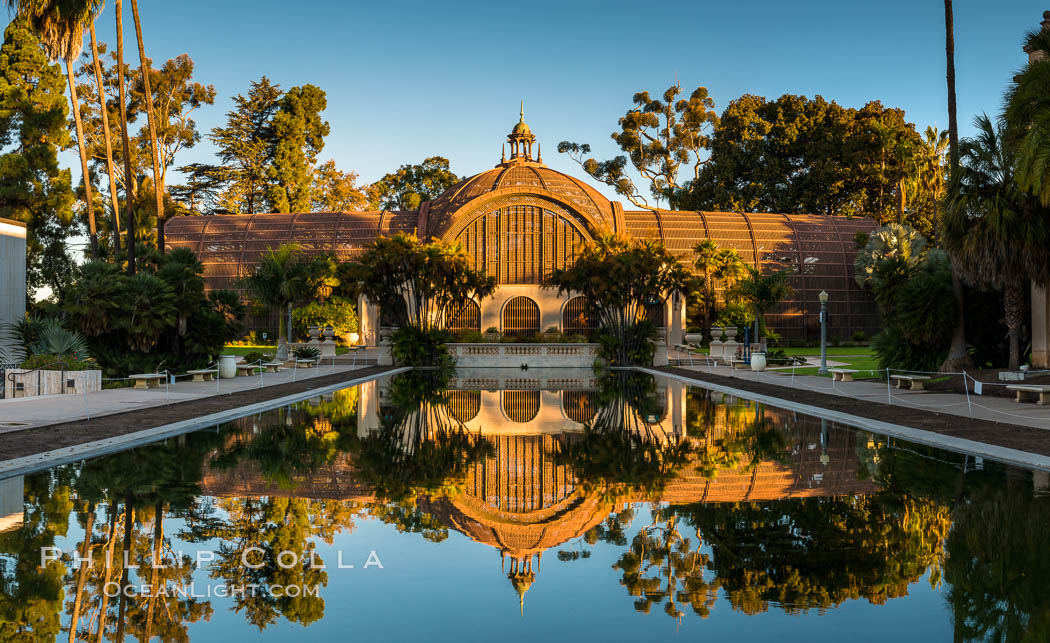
top-left (818, 290), bottom-right (829, 375)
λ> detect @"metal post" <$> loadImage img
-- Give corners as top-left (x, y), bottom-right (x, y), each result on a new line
top-left (886, 367), bottom-right (892, 405)
top-left (963, 371), bottom-right (973, 418)
top-left (818, 290), bottom-right (829, 376)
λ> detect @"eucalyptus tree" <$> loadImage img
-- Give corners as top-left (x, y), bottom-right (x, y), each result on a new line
top-left (127, 0), bottom-right (164, 249)
top-left (559, 83), bottom-right (719, 208)
top-left (943, 115), bottom-right (1050, 370)
top-left (6, 0), bottom-right (103, 255)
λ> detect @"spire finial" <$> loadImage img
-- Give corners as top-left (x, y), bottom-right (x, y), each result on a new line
top-left (520, 100), bottom-right (524, 122)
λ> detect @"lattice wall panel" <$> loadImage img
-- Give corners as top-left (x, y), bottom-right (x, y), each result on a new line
top-left (503, 296), bottom-right (540, 337)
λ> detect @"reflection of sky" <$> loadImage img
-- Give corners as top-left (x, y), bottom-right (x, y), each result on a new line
top-left (49, 504), bottom-right (953, 642)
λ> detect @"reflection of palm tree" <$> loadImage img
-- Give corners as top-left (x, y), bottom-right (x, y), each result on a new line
top-left (559, 373), bottom-right (693, 497)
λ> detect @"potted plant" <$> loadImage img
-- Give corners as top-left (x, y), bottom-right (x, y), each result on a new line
top-left (484, 326), bottom-right (500, 342)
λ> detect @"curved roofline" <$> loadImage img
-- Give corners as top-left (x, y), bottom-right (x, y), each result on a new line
top-left (436, 187), bottom-right (610, 242)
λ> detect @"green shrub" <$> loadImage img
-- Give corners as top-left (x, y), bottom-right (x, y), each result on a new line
top-left (391, 326), bottom-right (454, 368)
top-left (453, 330), bottom-right (484, 343)
top-left (871, 326), bottom-right (946, 374)
top-left (241, 350), bottom-right (269, 364)
top-left (291, 296), bottom-right (358, 340)
top-left (852, 330), bottom-right (866, 342)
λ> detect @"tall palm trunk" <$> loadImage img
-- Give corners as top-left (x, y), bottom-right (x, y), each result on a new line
top-left (89, 22), bottom-right (121, 252)
top-left (68, 502), bottom-right (95, 643)
top-left (114, 0), bottom-right (136, 275)
top-left (129, 0), bottom-right (165, 251)
top-left (66, 56), bottom-right (98, 257)
top-left (1005, 284), bottom-right (1025, 370)
top-left (144, 499), bottom-right (163, 642)
top-left (941, 0), bottom-right (972, 372)
top-left (115, 495), bottom-right (133, 643)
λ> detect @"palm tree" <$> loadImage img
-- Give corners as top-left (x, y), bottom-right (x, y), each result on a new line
top-left (239, 243), bottom-right (318, 360)
top-left (7, 0), bottom-right (103, 256)
top-left (943, 115), bottom-right (1050, 369)
top-left (916, 126), bottom-right (949, 236)
top-left (114, 0), bottom-right (136, 274)
top-left (692, 239), bottom-right (719, 330)
top-left (87, 16), bottom-right (121, 251)
top-left (730, 266), bottom-right (795, 344)
top-left (941, 0), bottom-right (972, 373)
top-left (128, 0), bottom-right (164, 250)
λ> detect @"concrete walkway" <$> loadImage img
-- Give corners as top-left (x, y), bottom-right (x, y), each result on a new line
top-left (668, 350), bottom-right (1050, 432)
top-left (0, 362), bottom-right (376, 432)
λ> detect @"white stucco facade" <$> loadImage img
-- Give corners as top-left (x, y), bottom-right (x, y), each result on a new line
top-left (0, 218), bottom-right (27, 363)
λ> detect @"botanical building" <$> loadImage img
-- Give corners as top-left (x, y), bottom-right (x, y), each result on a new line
top-left (167, 114), bottom-right (879, 344)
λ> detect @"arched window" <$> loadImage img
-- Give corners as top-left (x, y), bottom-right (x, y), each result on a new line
top-left (642, 298), bottom-right (665, 328)
top-left (502, 296), bottom-right (540, 337)
top-left (562, 296), bottom-right (596, 337)
top-left (502, 390), bottom-right (540, 423)
top-left (446, 300), bottom-right (481, 332)
top-left (446, 390), bottom-right (480, 423)
top-left (562, 391), bottom-right (596, 424)
top-left (456, 205), bottom-right (588, 284)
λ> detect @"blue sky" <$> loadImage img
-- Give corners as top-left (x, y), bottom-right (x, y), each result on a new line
top-left (16, 0), bottom-right (1050, 201)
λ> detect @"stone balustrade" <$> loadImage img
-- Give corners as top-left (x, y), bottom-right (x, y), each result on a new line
top-left (448, 343), bottom-right (600, 368)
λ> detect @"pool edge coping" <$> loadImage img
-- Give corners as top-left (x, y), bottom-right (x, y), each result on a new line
top-left (635, 366), bottom-right (1050, 472)
top-left (0, 366), bottom-right (410, 479)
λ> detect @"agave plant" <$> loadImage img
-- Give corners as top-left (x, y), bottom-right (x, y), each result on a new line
top-left (25, 319), bottom-right (94, 369)
top-left (292, 345), bottom-right (321, 360)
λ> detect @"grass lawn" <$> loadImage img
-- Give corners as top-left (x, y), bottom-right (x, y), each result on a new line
top-left (773, 346), bottom-right (882, 379)
top-left (223, 344), bottom-right (352, 355)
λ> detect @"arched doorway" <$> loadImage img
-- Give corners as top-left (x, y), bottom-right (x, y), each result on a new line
top-left (562, 296), bottom-right (596, 338)
top-left (446, 390), bottom-right (481, 423)
top-left (502, 390), bottom-right (540, 423)
top-left (502, 296), bottom-right (540, 337)
top-left (447, 300), bottom-right (481, 333)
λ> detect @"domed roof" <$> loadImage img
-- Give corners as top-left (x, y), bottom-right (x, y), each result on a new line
top-left (511, 120), bottom-right (532, 137)
top-left (425, 161), bottom-right (616, 236)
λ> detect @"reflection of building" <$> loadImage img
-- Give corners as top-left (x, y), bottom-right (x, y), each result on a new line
top-left (167, 113), bottom-right (879, 342)
top-left (0, 476), bottom-right (24, 533)
top-left (201, 386), bottom-right (877, 610)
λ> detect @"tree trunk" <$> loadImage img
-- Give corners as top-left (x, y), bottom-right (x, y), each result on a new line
top-left (144, 499), bottom-right (163, 642)
top-left (89, 23), bottom-right (122, 252)
top-left (94, 506), bottom-right (120, 643)
top-left (68, 503), bottom-right (95, 643)
top-left (1005, 284), bottom-right (1025, 370)
top-left (130, 0), bottom-right (165, 252)
top-left (115, 496), bottom-right (133, 643)
top-left (115, 0), bottom-right (136, 275)
top-left (66, 58), bottom-right (98, 257)
top-left (940, 0), bottom-right (971, 373)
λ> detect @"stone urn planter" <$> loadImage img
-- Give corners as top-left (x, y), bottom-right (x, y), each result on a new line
top-left (724, 327), bottom-right (738, 341)
top-left (346, 331), bottom-right (360, 345)
top-left (218, 354), bottom-right (238, 379)
top-left (750, 352), bottom-right (767, 372)
top-left (684, 332), bottom-right (704, 345)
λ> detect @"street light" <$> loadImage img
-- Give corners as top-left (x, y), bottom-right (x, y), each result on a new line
top-left (818, 290), bottom-right (829, 375)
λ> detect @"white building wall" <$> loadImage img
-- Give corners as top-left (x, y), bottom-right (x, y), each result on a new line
top-left (0, 218), bottom-right (27, 363)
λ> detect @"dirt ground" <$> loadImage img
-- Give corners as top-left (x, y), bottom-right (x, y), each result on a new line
top-left (0, 366), bottom-right (391, 463)
top-left (657, 366), bottom-right (1050, 457)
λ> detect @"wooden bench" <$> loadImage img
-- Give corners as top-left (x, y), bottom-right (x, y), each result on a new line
top-left (129, 373), bottom-right (166, 390)
top-left (1006, 384), bottom-right (1050, 405)
top-left (261, 361), bottom-right (283, 373)
top-left (235, 363), bottom-right (261, 376)
top-left (187, 368), bottom-right (217, 382)
top-left (829, 368), bottom-right (859, 382)
top-left (890, 374), bottom-right (932, 390)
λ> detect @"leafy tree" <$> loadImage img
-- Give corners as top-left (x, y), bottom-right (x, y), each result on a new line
top-left (0, 19), bottom-right (76, 296)
top-left (1005, 24), bottom-right (1050, 206)
top-left (310, 159), bottom-right (366, 211)
top-left (121, 271), bottom-right (175, 352)
top-left (267, 83), bottom-right (329, 212)
top-left (366, 156), bottom-right (458, 210)
top-left (559, 83), bottom-right (718, 208)
top-left (208, 76), bottom-right (282, 214)
top-left (943, 115), bottom-right (1050, 369)
top-left (344, 233), bottom-right (496, 365)
top-left (853, 222), bottom-right (928, 289)
top-left (545, 235), bottom-right (697, 365)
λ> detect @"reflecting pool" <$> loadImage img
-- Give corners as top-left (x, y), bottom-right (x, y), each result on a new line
top-left (0, 370), bottom-right (1048, 642)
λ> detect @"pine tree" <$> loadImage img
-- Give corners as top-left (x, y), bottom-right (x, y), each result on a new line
top-left (0, 19), bottom-right (76, 295)
top-left (267, 83), bottom-right (329, 212)
top-left (208, 76), bottom-right (281, 214)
